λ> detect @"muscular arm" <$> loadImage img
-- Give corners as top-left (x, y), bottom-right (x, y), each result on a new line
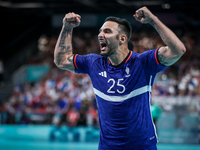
top-left (54, 26), bottom-right (74, 71)
top-left (54, 12), bottom-right (81, 72)
top-left (150, 16), bottom-right (186, 66)
top-left (134, 7), bottom-right (186, 66)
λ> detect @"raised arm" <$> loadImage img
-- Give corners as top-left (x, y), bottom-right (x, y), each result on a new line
top-left (54, 12), bottom-right (81, 72)
top-left (134, 6), bottom-right (186, 66)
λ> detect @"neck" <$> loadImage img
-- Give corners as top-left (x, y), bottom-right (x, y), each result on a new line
top-left (109, 46), bottom-right (129, 66)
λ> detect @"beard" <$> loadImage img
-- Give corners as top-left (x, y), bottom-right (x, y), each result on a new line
top-left (100, 46), bottom-right (116, 57)
top-left (100, 37), bottom-right (119, 57)
top-left (100, 47), bottom-right (113, 56)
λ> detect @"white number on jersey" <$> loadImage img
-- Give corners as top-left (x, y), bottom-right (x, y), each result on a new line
top-left (107, 78), bottom-right (125, 94)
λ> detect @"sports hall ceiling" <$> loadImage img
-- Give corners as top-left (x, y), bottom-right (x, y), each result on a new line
top-left (0, 0), bottom-right (199, 57)
top-left (0, 0), bottom-right (200, 14)
top-left (0, 0), bottom-right (199, 70)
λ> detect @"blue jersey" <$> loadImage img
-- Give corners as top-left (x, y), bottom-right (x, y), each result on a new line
top-left (74, 48), bottom-right (167, 150)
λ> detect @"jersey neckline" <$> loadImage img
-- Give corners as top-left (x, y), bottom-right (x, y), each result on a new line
top-left (108, 51), bottom-right (132, 68)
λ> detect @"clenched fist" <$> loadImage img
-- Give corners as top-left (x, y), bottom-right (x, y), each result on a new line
top-left (133, 6), bottom-right (155, 24)
top-left (63, 12), bottom-right (81, 28)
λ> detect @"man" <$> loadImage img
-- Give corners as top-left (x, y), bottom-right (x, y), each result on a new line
top-left (54, 6), bottom-right (186, 150)
top-left (150, 100), bottom-right (162, 129)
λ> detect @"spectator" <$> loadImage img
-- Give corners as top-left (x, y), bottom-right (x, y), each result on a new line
top-left (150, 100), bottom-right (162, 129)
top-left (66, 107), bottom-right (79, 127)
top-left (2, 28), bottom-right (199, 126)
top-left (77, 108), bottom-right (87, 126)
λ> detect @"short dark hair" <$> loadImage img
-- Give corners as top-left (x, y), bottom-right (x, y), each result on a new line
top-left (105, 16), bottom-right (132, 41)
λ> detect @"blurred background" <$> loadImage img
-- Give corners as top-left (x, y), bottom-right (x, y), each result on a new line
top-left (0, 0), bottom-right (199, 150)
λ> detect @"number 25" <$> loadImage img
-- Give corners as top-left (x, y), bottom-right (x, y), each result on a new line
top-left (107, 78), bottom-right (125, 94)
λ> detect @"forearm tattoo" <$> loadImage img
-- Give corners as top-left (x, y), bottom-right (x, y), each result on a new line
top-left (57, 28), bottom-right (73, 64)
top-left (158, 50), bottom-right (169, 66)
top-left (59, 28), bottom-right (72, 52)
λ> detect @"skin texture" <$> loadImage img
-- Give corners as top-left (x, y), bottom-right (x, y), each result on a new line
top-left (98, 21), bottom-right (130, 66)
top-left (54, 7), bottom-right (186, 72)
top-left (54, 12), bottom-right (80, 72)
top-left (134, 7), bottom-right (186, 66)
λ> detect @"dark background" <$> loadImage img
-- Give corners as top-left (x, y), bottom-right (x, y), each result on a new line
top-left (0, 0), bottom-right (200, 78)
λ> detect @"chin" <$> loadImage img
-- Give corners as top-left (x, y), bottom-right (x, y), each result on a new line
top-left (100, 48), bottom-right (114, 57)
top-left (100, 51), bottom-right (109, 56)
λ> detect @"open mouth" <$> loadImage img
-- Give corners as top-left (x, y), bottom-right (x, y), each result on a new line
top-left (100, 41), bottom-right (107, 51)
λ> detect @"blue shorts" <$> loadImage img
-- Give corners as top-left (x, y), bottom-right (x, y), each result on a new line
top-left (144, 145), bottom-right (157, 150)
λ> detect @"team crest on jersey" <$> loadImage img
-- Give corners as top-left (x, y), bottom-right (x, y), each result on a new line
top-left (125, 67), bottom-right (131, 77)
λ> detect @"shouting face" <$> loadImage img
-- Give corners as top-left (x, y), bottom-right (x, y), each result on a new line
top-left (98, 21), bottom-right (120, 57)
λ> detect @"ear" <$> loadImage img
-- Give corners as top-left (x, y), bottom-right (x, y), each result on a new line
top-left (119, 34), bottom-right (127, 44)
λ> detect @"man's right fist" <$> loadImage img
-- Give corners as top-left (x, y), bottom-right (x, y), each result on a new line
top-left (63, 12), bottom-right (81, 28)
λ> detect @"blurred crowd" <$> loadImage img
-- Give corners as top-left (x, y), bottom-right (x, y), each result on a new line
top-left (0, 28), bottom-right (199, 125)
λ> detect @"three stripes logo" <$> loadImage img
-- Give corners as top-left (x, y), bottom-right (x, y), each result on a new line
top-left (99, 71), bottom-right (107, 78)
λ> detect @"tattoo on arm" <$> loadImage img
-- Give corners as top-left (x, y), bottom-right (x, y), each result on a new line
top-left (57, 52), bottom-right (65, 64)
top-left (57, 51), bottom-right (74, 65)
top-left (69, 58), bottom-right (73, 62)
top-left (61, 45), bottom-right (72, 52)
top-left (56, 28), bottom-right (74, 67)
top-left (59, 28), bottom-right (72, 52)
top-left (57, 28), bottom-right (73, 63)
top-left (158, 50), bottom-right (169, 66)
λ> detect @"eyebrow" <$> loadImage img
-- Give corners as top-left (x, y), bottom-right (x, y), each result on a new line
top-left (99, 28), bottom-right (112, 33)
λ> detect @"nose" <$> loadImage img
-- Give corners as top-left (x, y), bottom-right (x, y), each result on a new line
top-left (98, 31), bottom-right (104, 39)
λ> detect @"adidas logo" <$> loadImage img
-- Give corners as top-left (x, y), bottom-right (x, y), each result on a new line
top-left (99, 71), bottom-right (107, 78)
